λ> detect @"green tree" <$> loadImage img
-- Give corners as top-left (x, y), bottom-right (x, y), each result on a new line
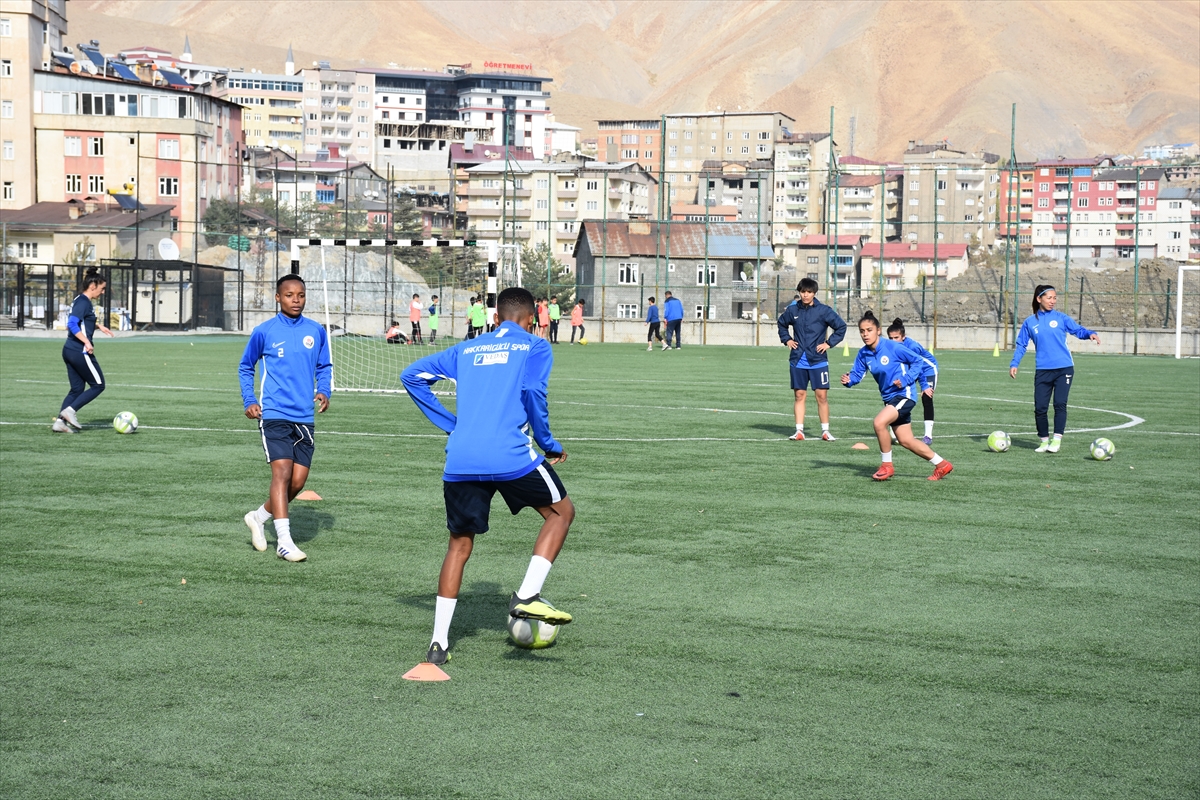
top-left (520, 241), bottom-right (575, 306)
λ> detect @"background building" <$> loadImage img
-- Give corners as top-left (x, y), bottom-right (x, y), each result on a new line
top-left (900, 139), bottom-right (999, 247)
top-left (771, 131), bottom-right (836, 267)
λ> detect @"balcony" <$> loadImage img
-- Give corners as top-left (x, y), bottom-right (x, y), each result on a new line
top-left (731, 279), bottom-right (768, 293)
top-left (557, 208), bottom-right (577, 219)
top-left (607, 190), bottom-right (624, 199)
top-left (1053, 191), bottom-right (1070, 200)
top-left (557, 189), bottom-right (578, 199)
top-left (468, 206), bottom-right (501, 217)
top-left (1116, 189), bottom-right (1137, 199)
top-left (467, 186), bottom-right (500, 197)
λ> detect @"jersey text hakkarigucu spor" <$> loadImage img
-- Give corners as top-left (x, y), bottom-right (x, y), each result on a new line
top-left (1010, 310), bottom-right (1096, 371)
top-left (401, 321), bottom-right (563, 482)
top-left (238, 313), bottom-right (332, 423)
top-left (844, 338), bottom-right (931, 402)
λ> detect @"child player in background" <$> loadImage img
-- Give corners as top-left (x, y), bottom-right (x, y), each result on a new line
top-left (239, 274), bottom-right (332, 562)
top-left (428, 295), bottom-right (439, 345)
top-left (409, 293), bottom-right (424, 345)
top-left (570, 299), bottom-right (585, 344)
top-left (887, 317), bottom-right (939, 444)
top-left (645, 296), bottom-right (665, 351)
top-left (841, 310), bottom-right (952, 482)
top-left (548, 295), bottom-right (561, 344)
top-left (401, 287), bottom-right (575, 667)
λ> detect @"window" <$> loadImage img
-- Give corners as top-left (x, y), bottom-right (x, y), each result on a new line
top-left (616, 303), bottom-right (640, 319)
top-left (89, 137), bottom-right (104, 157)
top-left (88, 174), bottom-right (104, 193)
top-left (1077, 197), bottom-right (1088, 208)
top-left (585, 200), bottom-right (598, 211)
top-left (158, 138), bottom-right (179, 159)
top-left (694, 304), bottom-right (714, 319)
top-left (65, 174), bottom-right (81, 193)
top-left (158, 176), bottom-right (179, 196)
top-left (741, 146), bottom-right (749, 154)
top-left (696, 264), bottom-right (716, 285)
top-left (909, 198), bottom-right (919, 206)
top-left (585, 180), bottom-right (598, 191)
top-left (743, 132), bottom-right (750, 140)
top-left (1, 182), bottom-right (12, 200)
top-left (18, 242), bottom-right (37, 258)
top-left (0, 140), bottom-right (12, 159)
top-left (1038, 198), bottom-right (1049, 208)
top-left (1039, 182), bottom-right (1049, 192)
top-left (1079, 182), bottom-right (1089, 192)
top-left (758, 131), bottom-right (770, 140)
top-left (0, 100), bottom-right (10, 118)
top-left (909, 181), bottom-right (919, 190)
top-left (807, 256), bottom-right (819, 264)
top-left (0, 60), bottom-right (11, 78)
top-left (936, 179), bottom-right (947, 191)
top-left (63, 135), bottom-right (82, 156)
top-left (536, 198), bottom-right (548, 209)
top-left (756, 144), bottom-right (767, 154)
top-left (0, 19), bottom-right (10, 36)
top-left (618, 262), bottom-right (638, 284)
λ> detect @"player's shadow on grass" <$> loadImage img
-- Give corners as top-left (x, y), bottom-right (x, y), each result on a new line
top-left (749, 422), bottom-right (808, 437)
top-left (809, 459), bottom-right (880, 478)
top-left (289, 506), bottom-right (335, 544)
top-left (395, 581), bottom-right (510, 643)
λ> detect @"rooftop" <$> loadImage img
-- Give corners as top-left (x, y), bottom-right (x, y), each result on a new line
top-left (4, 200), bottom-right (174, 229)
top-left (580, 220), bottom-right (773, 259)
top-left (795, 235), bottom-right (867, 248)
top-left (861, 242), bottom-right (969, 259)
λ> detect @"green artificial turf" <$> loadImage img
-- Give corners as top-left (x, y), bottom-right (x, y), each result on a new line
top-left (1, 336), bottom-right (1197, 799)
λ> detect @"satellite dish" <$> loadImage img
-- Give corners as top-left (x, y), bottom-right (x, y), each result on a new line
top-left (83, 62), bottom-right (97, 75)
top-left (157, 238), bottom-right (180, 260)
top-left (69, 61), bottom-right (82, 74)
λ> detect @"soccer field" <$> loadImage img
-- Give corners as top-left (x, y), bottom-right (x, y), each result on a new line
top-left (1, 336), bottom-right (1197, 799)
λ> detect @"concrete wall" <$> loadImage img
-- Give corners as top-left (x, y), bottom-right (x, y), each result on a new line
top-left (583, 317), bottom-right (1200, 356)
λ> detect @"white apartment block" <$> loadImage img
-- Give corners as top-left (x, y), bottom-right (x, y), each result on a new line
top-left (300, 66), bottom-right (376, 162)
top-left (771, 131), bottom-right (836, 267)
top-left (662, 111), bottom-right (793, 205)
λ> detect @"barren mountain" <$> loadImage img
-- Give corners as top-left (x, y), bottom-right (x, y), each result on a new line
top-left (72, 0), bottom-right (1200, 159)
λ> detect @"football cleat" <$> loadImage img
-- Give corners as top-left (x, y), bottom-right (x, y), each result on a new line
top-left (929, 461), bottom-right (954, 481)
top-left (59, 407), bottom-right (82, 429)
top-left (1047, 438), bottom-right (1061, 454)
top-left (426, 642), bottom-right (451, 666)
top-left (821, 431), bottom-right (836, 441)
top-left (244, 511), bottom-right (268, 552)
top-left (922, 435), bottom-right (933, 446)
top-left (276, 544), bottom-right (307, 562)
top-left (51, 418), bottom-right (76, 433)
top-left (1035, 439), bottom-right (1051, 453)
top-left (872, 463), bottom-right (895, 481)
top-left (789, 430), bottom-right (805, 441)
top-left (509, 592), bottom-right (572, 625)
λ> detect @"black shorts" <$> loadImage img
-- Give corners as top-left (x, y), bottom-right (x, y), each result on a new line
top-left (884, 397), bottom-right (917, 428)
top-left (259, 419), bottom-right (315, 467)
top-left (443, 462), bottom-right (567, 534)
top-left (790, 364), bottom-right (830, 391)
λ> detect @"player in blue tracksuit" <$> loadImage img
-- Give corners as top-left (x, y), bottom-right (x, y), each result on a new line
top-left (777, 278), bottom-right (847, 441)
top-left (54, 270), bottom-right (113, 433)
top-left (238, 274), bottom-right (332, 562)
top-left (645, 296), bottom-right (664, 350)
top-left (1010, 284), bottom-right (1100, 453)
top-left (662, 290), bottom-right (684, 349)
top-left (842, 310), bottom-right (954, 482)
top-left (402, 287), bottom-right (575, 667)
top-left (887, 318), bottom-right (939, 444)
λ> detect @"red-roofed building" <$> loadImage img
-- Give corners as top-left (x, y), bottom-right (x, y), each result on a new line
top-left (794, 234), bottom-right (865, 296)
top-left (860, 241), bottom-right (969, 291)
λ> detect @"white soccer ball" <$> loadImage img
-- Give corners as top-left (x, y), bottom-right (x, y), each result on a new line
top-left (987, 430), bottom-right (1010, 452)
top-left (507, 614), bottom-right (559, 649)
top-left (113, 411), bottom-right (138, 434)
top-left (1090, 437), bottom-right (1115, 461)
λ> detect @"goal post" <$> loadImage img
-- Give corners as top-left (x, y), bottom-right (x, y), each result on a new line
top-left (1177, 265), bottom-right (1199, 359)
top-left (288, 237), bottom-right (499, 392)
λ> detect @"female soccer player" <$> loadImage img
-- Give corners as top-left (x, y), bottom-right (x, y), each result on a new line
top-left (887, 318), bottom-right (938, 444)
top-left (239, 274), bottom-right (332, 562)
top-left (54, 269), bottom-right (113, 433)
top-left (841, 311), bottom-right (953, 481)
top-left (1010, 284), bottom-right (1100, 453)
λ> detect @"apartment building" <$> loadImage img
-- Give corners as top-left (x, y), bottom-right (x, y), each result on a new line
top-left (455, 70), bottom-right (551, 157)
top-left (597, 119), bottom-right (660, 175)
top-left (998, 161), bottom-right (1036, 248)
top-left (900, 140), bottom-right (1000, 247)
top-left (661, 112), bottom-right (793, 206)
top-left (30, 66), bottom-right (243, 259)
top-left (860, 241), bottom-right (970, 292)
top-left (1, 0), bottom-right (69, 211)
top-left (1028, 160), bottom-right (1167, 260)
top-left (825, 172), bottom-right (903, 248)
top-left (1156, 186), bottom-right (1193, 262)
top-left (3, 198), bottom-right (173, 266)
top-left (449, 141), bottom-right (535, 231)
top-left (299, 65), bottom-right (375, 162)
top-left (462, 160), bottom-right (654, 268)
top-left (209, 70), bottom-right (304, 153)
top-left (771, 131), bottom-right (836, 267)
top-left (544, 119), bottom-right (580, 156)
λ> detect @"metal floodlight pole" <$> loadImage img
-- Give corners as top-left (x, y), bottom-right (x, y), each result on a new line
top-left (1133, 165), bottom-right (1141, 355)
top-left (825, 106), bottom-right (834, 304)
top-left (933, 166), bottom-right (939, 350)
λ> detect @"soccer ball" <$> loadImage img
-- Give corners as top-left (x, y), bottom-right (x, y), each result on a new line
top-left (113, 411), bottom-right (138, 434)
top-left (578, 338), bottom-right (588, 346)
top-left (987, 430), bottom-right (1010, 452)
top-left (507, 614), bottom-right (559, 649)
top-left (1090, 437), bottom-right (1115, 461)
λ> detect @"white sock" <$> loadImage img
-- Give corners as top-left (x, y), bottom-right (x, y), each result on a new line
top-left (431, 595), bottom-right (457, 649)
top-left (924, 421), bottom-right (934, 437)
top-left (1040, 437), bottom-right (1049, 442)
top-left (253, 504), bottom-right (272, 523)
top-left (881, 451), bottom-right (893, 463)
top-left (1053, 433), bottom-right (1062, 440)
top-left (795, 423), bottom-right (804, 432)
top-left (516, 555), bottom-right (553, 600)
top-left (930, 454), bottom-right (944, 465)
top-left (821, 422), bottom-right (830, 432)
top-left (274, 517), bottom-right (293, 547)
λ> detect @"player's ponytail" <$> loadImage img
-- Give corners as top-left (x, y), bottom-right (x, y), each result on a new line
top-left (887, 318), bottom-right (906, 337)
top-left (1032, 285), bottom-right (1055, 315)
top-left (858, 309), bottom-right (880, 329)
top-left (80, 269), bottom-right (105, 289)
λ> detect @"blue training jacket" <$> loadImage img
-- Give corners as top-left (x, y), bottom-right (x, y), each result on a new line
top-left (844, 338), bottom-right (931, 402)
top-left (645, 304), bottom-right (660, 324)
top-left (895, 336), bottom-right (938, 375)
top-left (777, 298), bottom-right (847, 367)
top-left (1010, 310), bottom-right (1096, 371)
top-left (401, 320), bottom-right (563, 482)
top-left (663, 296), bottom-right (684, 322)
top-left (64, 294), bottom-right (96, 353)
top-left (238, 313), bottom-right (332, 423)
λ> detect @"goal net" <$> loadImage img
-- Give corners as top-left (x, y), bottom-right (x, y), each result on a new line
top-left (294, 237), bottom-right (497, 393)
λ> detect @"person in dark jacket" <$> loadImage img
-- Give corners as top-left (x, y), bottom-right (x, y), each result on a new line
top-left (776, 278), bottom-right (847, 441)
top-left (54, 269), bottom-right (113, 433)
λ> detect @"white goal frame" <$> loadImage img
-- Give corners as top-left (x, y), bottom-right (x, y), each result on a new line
top-left (288, 236), bottom-right (499, 391)
top-left (1177, 264), bottom-right (1199, 359)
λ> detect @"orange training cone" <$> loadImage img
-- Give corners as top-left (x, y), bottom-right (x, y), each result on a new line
top-left (403, 662), bottom-right (450, 682)
top-left (851, 442), bottom-right (871, 451)
top-left (296, 490), bottom-right (322, 500)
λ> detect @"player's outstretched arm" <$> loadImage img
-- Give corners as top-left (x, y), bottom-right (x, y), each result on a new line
top-left (521, 341), bottom-right (564, 456)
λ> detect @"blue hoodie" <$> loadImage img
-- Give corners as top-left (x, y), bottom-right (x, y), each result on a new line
top-left (1011, 309), bottom-right (1096, 371)
top-left (239, 313), bottom-right (332, 423)
top-left (663, 296), bottom-right (684, 322)
top-left (645, 303), bottom-right (660, 324)
top-left (402, 320), bottom-right (563, 482)
top-left (843, 338), bottom-right (931, 403)
top-left (777, 298), bottom-right (847, 367)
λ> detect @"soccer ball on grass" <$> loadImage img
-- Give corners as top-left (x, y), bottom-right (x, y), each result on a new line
top-left (578, 338), bottom-right (588, 346)
top-left (507, 614), bottom-right (559, 649)
top-left (986, 430), bottom-right (1010, 452)
top-left (1089, 437), bottom-right (1115, 461)
top-left (113, 411), bottom-right (139, 434)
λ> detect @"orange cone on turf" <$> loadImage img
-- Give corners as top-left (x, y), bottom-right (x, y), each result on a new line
top-left (403, 662), bottom-right (450, 681)
top-left (296, 490), bottom-right (322, 500)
